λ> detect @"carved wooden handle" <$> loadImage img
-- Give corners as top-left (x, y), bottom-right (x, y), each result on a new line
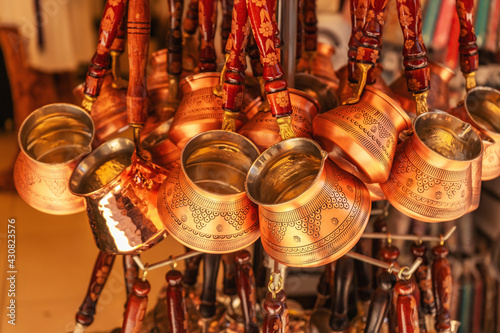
top-left (183, 247), bottom-right (202, 287)
top-left (395, 280), bottom-right (420, 333)
top-left (432, 244), bottom-right (452, 333)
top-left (267, 290), bottom-right (289, 333)
top-left (330, 257), bottom-right (354, 332)
top-left (379, 244), bottom-right (399, 332)
top-left (183, 0), bottom-right (199, 35)
top-left (198, 0), bottom-right (217, 72)
top-left (356, 0), bottom-right (388, 68)
top-left (263, 297), bottom-right (284, 333)
top-left (221, 0), bottom-right (234, 53)
top-left (222, 253), bottom-right (237, 296)
top-left (199, 253), bottom-right (221, 319)
top-left (395, 0), bottom-right (430, 93)
top-left (411, 242), bottom-right (436, 316)
top-left (166, 270), bottom-right (188, 333)
top-left (456, 0), bottom-right (479, 75)
top-left (122, 278), bottom-right (150, 333)
top-left (167, 0), bottom-right (184, 76)
top-left (123, 255), bottom-right (139, 298)
top-left (84, 0), bottom-right (127, 100)
top-left (76, 251), bottom-right (116, 328)
top-left (235, 250), bottom-right (259, 333)
top-left (111, 10), bottom-right (127, 54)
top-left (303, 0), bottom-right (317, 53)
top-left (348, 0), bottom-right (368, 83)
top-left (296, 0), bottom-right (304, 61)
top-left (127, 0), bottom-right (150, 125)
top-left (364, 271), bottom-right (396, 333)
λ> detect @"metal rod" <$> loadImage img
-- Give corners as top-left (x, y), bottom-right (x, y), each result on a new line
top-left (360, 226), bottom-right (456, 243)
top-left (280, 0), bottom-right (298, 88)
top-left (133, 250), bottom-right (203, 272)
top-left (345, 252), bottom-right (423, 279)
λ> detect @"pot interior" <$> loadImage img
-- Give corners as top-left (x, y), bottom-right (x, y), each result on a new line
top-left (465, 87), bottom-right (500, 133)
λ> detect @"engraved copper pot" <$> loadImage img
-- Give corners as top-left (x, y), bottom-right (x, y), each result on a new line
top-left (313, 85), bottom-right (412, 184)
top-left (245, 138), bottom-right (371, 267)
top-left (168, 73), bottom-right (245, 149)
top-left (14, 103), bottom-right (94, 215)
top-left (238, 88), bottom-right (320, 152)
top-left (380, 112), bottom-right (483, 222)
top-left (69, 138), bottom-right (168, 254)
top-left (73, 73), bottom-right (128, 142)
top-left (157, 130), bottom-right (261, 253)
top-left (448, 86), bottom-right (500, 180)
top-left (391, 61), bottom-right (455, 118)
top-left (141, 118), bottom-right (181, 171)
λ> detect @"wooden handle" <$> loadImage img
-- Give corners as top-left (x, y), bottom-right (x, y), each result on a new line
top-left (166, 270), bottom-right (188, 333)
top-left (348, 0), bottom-right (368, 83)
top-left (456, 0), bottom-right (479, 74)
top-left (221, 0), bottom-right (234, 53)
top-left (411, 242), bottom-right (436, 316)
top-left (198, 0), bottom-right (217, 72)
top-left (432, 244), bottom-right (452, 333)
top-left (379, 244), bottom-right (399, 332)
top-left (167, 0), bottom-right (184, 76)
top-left (263, 296), bottom-right (284, 333)
top-left (127, 0), bottom-right (150, 125)
top-left (248, 34), bottom-right (263, 78)
top-left (395, 0), bottom-right (430, 93)
top-left (317, 263), bottom-right (332, 297)
top-left (183, 247), bottom-right (202, 287)
top-left (267, 290), bottom-right (289, 333)
top-left (235, 250), bottom-right (259, 333)
top-left (199, 253), bottom-right (221, 319)
top-left (247, 0), bottom-right (293, 117)
top-left (123, 255), bottom-right (139, 298)
top-left (76, 251), bottom-right (116, 327)
top-left (183, 0), bottom-right (199, 35)
top-left (364, 271), bottom-right (396, 333)
top-left (222, 253), bottom-right (237, 296)
top-left (122, 278), bottom-right (150, 333)
top-left (296, 0), bottom-right (304, 61)
top-left (111, 10), bottom-right (127, 54)
top-left (303, 0), bottom-right (317, 53)
top-left (84, 0), bottom-right (127, 99)
top-left (330, 257), bottom-right (354, 332)
top-left (372, 215), bottom-right (387, 290)
top-left (395, 280), bottom-right (420, 333)
top-left (355, 240), bottom-right (372, 302)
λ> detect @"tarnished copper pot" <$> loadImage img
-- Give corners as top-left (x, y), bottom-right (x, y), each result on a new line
top-left (69, 138), bottom-right (168, 254)
top-left (157, 130), bottom-right (261, 253)
top-left (313, 85), bottom-right (412, 184)
top-left (141, 118), bottom-right (181, 172)
top-left (448, 86), bottom-right (500, 180)
top-left (391, 62), bottom-right (455, 118)
top-left (380, 112), bottom-right (483, 222)
top-left (14, 103), bottom-right (94, 215)
top-left (238, 89), bottom-right (320, 152)
top-left (245, 138), bottom-right (371, 267)
top-left (168, 73), bottom-right (245, 149)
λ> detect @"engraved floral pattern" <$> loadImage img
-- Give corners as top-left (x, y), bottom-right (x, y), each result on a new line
top-left (263, 52), bottom-right (278, 66)
top-left (408, 78), bottom-right (421, 91)
top-left (259, 21), bottom-right (273, 37)
top-left (252, 0), bottom-right (266, 7)
top-left (275, 91), bottom-right (289, 107)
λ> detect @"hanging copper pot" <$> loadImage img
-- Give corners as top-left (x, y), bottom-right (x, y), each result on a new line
top-left (245, 138), bottom-right (371, 267)
top-left (157, 130), bottom-right (261, 254)
top-left (14, 103), bottom-right (95, 215)
top-left (294, 73), bottom-right (339, 113)
top-left (238, 88), bottom-right (320, 152)
top-left (141, 118), bottom-right (181, 172)
top-left (146, 49), bottom-right (173, 120)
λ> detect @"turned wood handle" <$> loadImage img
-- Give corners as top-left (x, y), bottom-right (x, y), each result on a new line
top-left (296, 0), bottom-right (304, 61)
top-left (221, 0), bottom-right (234, 53)
top-left (76, 251), bottom-right (116, 327)
top-left (263, 297), bottom-right (284, 333)
top-left (127, 0), bottom-right (150, 125)
top-left (411, 242), bottom-right (436, 316)
top-left (111, 9), bottom-right (127, 54)
top-left (348, 0), bottom-right (368, 83)
top-left (330, 257), bottom-right (354, 332)
top-left (395, 280), bottom-right (420, 333)
top-left (432, 245), bottom-right (452, 333)
top-left (84, 0), bottom-right (127, 99)
top-left (198, 0), bottom-right (217, 72)
top-left (122, 278), bottom-right (150, 333)
top-left (166, 270), bottom-right (188, 333)
top-left (248, 34), bottom-right (263, 78)
top-left (235, 250), bottom-right (259, 333)
top-left (167, 0), bottom-right (184, 76)
top-left (456, 0), bottom-right (479, 74)
top-left (355, 240), bottom-right (372, 302)
top-left (222, 253), bottom-right (237, 296)
top-left (123, 255), bottom-right (139, 298)
top-left (356, 0), bottom-right (388, 66)
top-left (303, 0), bottom-right (317, 53)
top-left (199, 253), bottom-right (221, 319)
top-left (379, 244), bottom-right (399, 332)
top-left (267, 290), bottom-right (289, 333)
top-left (364, 271), bottom-right (396, 333)
top-left (183, 247), bottom-right (202, 287)
top-left (183, 0), bottom-right (199, 35)
top-left (395, 0), bottom-right (430, 93)
top-left (247, 0), bottom-right (292, 117)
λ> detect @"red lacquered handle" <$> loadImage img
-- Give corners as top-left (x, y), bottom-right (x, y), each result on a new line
top-left (348, 0), bottom-right (368, 83)
top-left (76, 251), bottom-right (116, 328)
top-left (183, 248), bottom-right (202, 287)
top-left (84, 0), bottom-right (127, 99)
top-left (456, 0), bottom-right (479, 74)
top-left (111, 10), bottom-right (127, 54)
top-left (411, 242), bottom-right (436, 316)
top-left (122, 278), bottom-right (150, 333)
top-left (221, 0), bottom-right (234, 53)
top-left (123, 255), bottom-right (139, 298)
top-left (432, 245), bottom-right (452, 333)
top-left (222, 253), bottom-right (237, 296)
top-left (396, 0), bottom-right (430, 93)
top-left (200, 254), bottom-right (221, 319)
top-left (379, 244), bottom-right (399, 332)
top-left (167, 0), bottom-right (184, 76)
top-left (248, 34), bottom-right (263, 77)
top-left (364, 271), bottom-right (396, 333)
top-left (247, 0), bottom-right (292, 117)
top-left (263, 297), bottom-right (284, 333)
top-left (395, 280), bottom-right (420, 333)
top-left (166, 270), bottom-right (188, 333)
top-left (303, 0), bottom-right (317, 53)
top-left (235, 251), bottom-right (259, 333)
top-left (127, 0), bottom-right (150, 125)
top-left (198, 0), bottom-right (218, 72)
top-left (267, 290), bottom-right (289, 333)
top-left (296, 0), bottom-right (304, 61)
top-left (329, 257), bottom-right (354, 332)
top-left (183, 0), bottom-right (199, 35)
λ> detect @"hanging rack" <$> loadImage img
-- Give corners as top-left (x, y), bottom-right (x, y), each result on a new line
top-left (360, 225), bottom-right (456, 243)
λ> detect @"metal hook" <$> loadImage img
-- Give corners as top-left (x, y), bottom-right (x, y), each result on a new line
top-left (141, 263), bottom-right (149, 281)
top-left (268, 272), bottom-right (283, 299)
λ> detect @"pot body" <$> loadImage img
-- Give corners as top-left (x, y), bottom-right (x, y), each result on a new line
top-left (313, 85), bottom-right (412, 184)
top-left (297, 42), bottom-right (339, 90)
top-left (157, 131), bottom-right (261, 253)
top-left (141, 118), bottom-right (181, 171)
top-left (14, 103), bottom-right (94, 214)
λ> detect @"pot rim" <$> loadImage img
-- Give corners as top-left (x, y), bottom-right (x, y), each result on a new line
top-left (364, 85), bottom-right (413, 129)
top-left (179, 72), bottom-right (221, 93)
top-left (463, 86), bottom-right (500, 136)
top-left (245, 137), bottom-right (328, 207)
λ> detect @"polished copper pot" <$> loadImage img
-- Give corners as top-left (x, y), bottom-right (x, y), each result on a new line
top-left (69, 138), bottom-right (168, 254)
top-left (157, 130), bottom-right (261, 254)
top-left (380, 112), bottom-right (483, 222)
top-left (141, 118), bottom-right (181, 172)
top-left (313, 85), bottom-right (412, 184)
top-left (146, 49), bottom-right (172, 119)
top-left (14, 103), bottom-right (94, 215)
top-left (245, 138), bottom-right (371, 267)
top-left (238, 89), bottom-right (320, 152)
top-left (448, 86), bottom-right (500, 180)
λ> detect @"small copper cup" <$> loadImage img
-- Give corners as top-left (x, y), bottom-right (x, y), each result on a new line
top-left (245, 138), bottom-right (371, 267)
top-left (157, 130), bottom-right (261, 254)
